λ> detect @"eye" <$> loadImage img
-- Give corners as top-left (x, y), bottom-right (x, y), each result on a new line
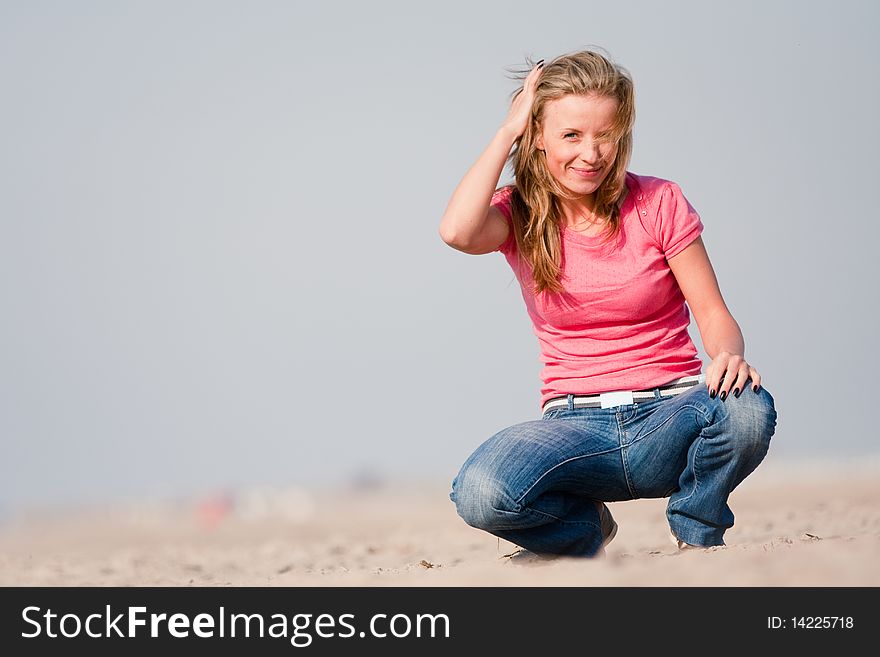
top-left (563, 132), bottom-right (578, 139)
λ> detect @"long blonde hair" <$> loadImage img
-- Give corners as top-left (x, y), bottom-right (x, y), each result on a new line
top-left (504, 49), bottom-right (635, 295)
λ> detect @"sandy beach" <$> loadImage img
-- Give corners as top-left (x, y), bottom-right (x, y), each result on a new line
top-left (2, 461), bottom-right (878, 587)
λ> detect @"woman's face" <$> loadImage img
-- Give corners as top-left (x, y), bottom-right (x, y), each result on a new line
top-left (535, 94), bottom-right (620, 203)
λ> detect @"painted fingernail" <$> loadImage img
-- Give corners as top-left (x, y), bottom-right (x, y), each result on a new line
top-left (720, 391), bottom-right (727, 401)
top-left (709, 389), bottom-right (716, 399)
top-left (753, 385), bottom-right (760, 392)
top-left (734, 388), bottom-right (741, 398)
top-left (536, 59), bottom-right (544, 67)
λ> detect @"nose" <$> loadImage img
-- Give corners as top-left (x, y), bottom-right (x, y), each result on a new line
top-left (579, 140), bottom-right (602, 165)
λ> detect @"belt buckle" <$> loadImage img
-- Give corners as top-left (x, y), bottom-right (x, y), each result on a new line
top-left (599, 390), bottom-right (634, 409)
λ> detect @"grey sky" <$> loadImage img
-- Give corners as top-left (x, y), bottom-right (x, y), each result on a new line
top-left (2, 0), bottom-right (878, 510)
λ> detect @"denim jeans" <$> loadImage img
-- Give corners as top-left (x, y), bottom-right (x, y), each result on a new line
top-left (450, 381), bottom-right (777, 556)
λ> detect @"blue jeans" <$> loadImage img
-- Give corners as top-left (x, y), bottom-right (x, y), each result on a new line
top-left (450, 382), bottom-right (777, 556)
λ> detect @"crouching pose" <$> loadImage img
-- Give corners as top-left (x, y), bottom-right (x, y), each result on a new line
top-left (439, 49), bottom-right (777, 557)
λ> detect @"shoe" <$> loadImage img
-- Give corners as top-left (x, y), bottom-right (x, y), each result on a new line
top-left (597, 502), bottom-right (618, 555)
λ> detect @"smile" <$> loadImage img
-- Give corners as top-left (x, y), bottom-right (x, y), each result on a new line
top-left (570, 167), bottom-right (602, 178)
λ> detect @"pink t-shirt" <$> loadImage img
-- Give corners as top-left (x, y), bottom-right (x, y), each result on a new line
top-left (491, 171), bottom-right (704, 411)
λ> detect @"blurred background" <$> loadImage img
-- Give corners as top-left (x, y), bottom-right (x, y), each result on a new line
top-left (2, 0), bottom-right (878, 516)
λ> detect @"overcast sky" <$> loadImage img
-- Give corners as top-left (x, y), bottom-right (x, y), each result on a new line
top-left (2, 0), bottom-right (878, 510)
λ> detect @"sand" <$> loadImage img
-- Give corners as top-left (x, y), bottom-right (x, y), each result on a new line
top-left (2, 461), bottom-right (878, 587)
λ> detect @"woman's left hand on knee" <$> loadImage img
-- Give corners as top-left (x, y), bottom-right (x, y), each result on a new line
top-left (706, 351), bottom-right (761, 400)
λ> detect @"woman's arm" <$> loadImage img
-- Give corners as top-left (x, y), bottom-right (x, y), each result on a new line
top-left (668, 236), bottom-right (763, 398)
top-left (439, 62), bottom-right (544, 253)
top-left (438, 127), bottom-right (517, 253)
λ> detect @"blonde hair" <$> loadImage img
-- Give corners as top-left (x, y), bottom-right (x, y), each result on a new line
top-left (503, 48), bottom-right (635, 295)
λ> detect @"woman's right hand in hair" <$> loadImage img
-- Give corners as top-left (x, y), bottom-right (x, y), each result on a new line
top-left (501, 61), bottom-right (544, 139)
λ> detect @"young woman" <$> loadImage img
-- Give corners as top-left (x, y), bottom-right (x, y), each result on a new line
top-left (439, 50), bottom-right (777, 558)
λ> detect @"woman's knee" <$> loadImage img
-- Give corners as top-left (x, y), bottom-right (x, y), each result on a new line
top-left (450, 460), bottom-right (521, 531)
top-left (450, 418), bottom-right (586, 530)
top-left (722, 384), bottom-right (777, 458)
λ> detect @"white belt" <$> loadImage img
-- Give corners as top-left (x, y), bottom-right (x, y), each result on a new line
top-left (542, 374), bottom-right (706, 413)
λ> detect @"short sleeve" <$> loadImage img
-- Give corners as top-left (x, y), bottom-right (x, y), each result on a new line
top-left (655, 182), bottom-right (704, 259)
top-left (490, 186), bottom-right (516, 254)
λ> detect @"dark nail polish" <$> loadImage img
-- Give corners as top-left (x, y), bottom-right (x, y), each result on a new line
top-left (720, 391), bottom-right (727, 401)
top-left (734, 388), bottom-right (741, 398)
top-left (753, 385), bottom-right (760, 392)
top-left (537, 59), bottom-right (545, 66)
top-left (709, 389), bottom-right (716, 399)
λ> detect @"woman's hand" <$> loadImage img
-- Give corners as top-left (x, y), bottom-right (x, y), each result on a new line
top-left (706, 351), bottom-right (762, 400)
top-left (500, 60), bottom-right (544, 139)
